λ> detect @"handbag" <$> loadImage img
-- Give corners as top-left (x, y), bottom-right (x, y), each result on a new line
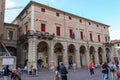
top-left (117, 72), bottom-right (120, 77)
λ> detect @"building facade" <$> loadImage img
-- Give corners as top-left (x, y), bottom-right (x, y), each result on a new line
top-left (0, 1), bottom-right (111, 69)
top-left (0, 0), bottom-right (5, 37)
top-left (111, 40), bottom-right (120, 65)
top-left (12, 1), bottom-right (111, 69)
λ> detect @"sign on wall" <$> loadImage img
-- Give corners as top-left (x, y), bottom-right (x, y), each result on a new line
top-left (2, 58), bottom-right (14, 65)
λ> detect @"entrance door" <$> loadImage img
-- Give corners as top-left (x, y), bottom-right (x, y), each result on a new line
top-left (68, 56), bottom-right (73, 69)
top-left (80, 56), bottom-right (83, 66)
top-left (57, 55), bottom-right (62, 65)
top-left (90, 54), bottom-right (95, 64)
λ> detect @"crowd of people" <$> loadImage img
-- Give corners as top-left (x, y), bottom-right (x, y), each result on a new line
top-left (1, 64), bottom-right (37, 80)
top-left (88, 60), bottom-right (120, 80)
top-left (1, 60), bottom-right (120, 80)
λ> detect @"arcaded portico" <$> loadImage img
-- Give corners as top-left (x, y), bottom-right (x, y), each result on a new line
top-left (19, 34), bottom-right (111, 69)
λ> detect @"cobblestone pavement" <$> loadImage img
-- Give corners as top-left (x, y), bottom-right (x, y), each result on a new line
top-left (0, 68), bottom-right (114, 80)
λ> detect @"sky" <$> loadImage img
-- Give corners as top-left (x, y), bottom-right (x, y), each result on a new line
top-left (5, 0), bottom-right (120, 40)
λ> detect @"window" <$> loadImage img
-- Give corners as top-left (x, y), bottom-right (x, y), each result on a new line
top-left (98, 34), bottom-right (101, 42)
top-left (80, 31), bottom-right (83, 40)
top-left (7, 31), bottom-right (13, 40)
top-left (97, 24), bottom-right (99, 27)
top-left (56, 27), bottom-right (60, 36)
top-left (118, 44), bottom-right (119, 46)
top-left (41, 8), bottom-right (45, 12)
top-left (90, 33), bottom-right (93, 41)
top-left (69, 29), bottom-right (72, 38)
top-left (104, 27), bottom-right (106, 29)
top-left (79, 19), bottom-right (82, 23)
top-left (56, 12), bottom-right (59, 17)
top-left (69, 16), bottom-right (72, 20)
top-left (105, 36), bottom-right (107, 42)
top-left (25, 25), bottom-right (28, 32)
top-left (41, 23), bottom-right (46, 32)
top-left (89, 22), bottom-right (91, 25)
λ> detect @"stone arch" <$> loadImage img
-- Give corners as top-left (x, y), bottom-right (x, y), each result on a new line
top-left (54, 43), bottom-right (64, 65)
top-left (98, 47), bottom-right (103, 64)
top-left (21, 43), bottom-right (28, 66)
top-left (37, 41), bottom-right (49, 68)
top-left (6, 46), bottom-right (17, 56)
top-left (89, 46), bottom-right (95, 64)
top-left (68, 44), bottom-right (76, 68)
top-left (106, 48), bottom-right (111, 63)
top-left (80, 45), bottom-right (87, 66)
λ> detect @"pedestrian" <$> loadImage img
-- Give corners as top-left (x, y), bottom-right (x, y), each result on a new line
top-left (33, 66), bottom-right (37, 76)
top-left (24, 65), bottom-right (28, 74)
top-left (109, 62), bottom-right (116, 80)
top-left (116, 66), bottom-right (120, 80)
top-left (73, 63), bottom-right (77, 72)
top-left (11, 69), bottom-right (21, 80)
top-left (59, 62), bottom-right (68, 80)
top-left (101, 62), bottom-right (109, 80)
top-left (3, 65), bottom-right (11, 80)
top-left (88, 61), bottom-right (94, 77)
top-left (28, 65), bottom-right (33, 76)
top-left (115, 59), bottom-right (119, 68)
top-left (54, 67), bottom-right (60, 80)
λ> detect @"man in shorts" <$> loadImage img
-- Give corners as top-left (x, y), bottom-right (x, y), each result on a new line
top-left (101, 62), bottom-right (109, 80)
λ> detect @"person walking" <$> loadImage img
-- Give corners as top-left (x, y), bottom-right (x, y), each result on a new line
top-left (3, 65), bottom-right (11, 80)
top-left (116, 66), bottom-right (120, 80)
top-left (73, 63), bottom-right (77, 72)
top-left (28, 65), bottom-right (33, 76)
top-left (109, 62), bottom-right (116, 80)
top-left (54, 67), bottom-right (60, 80)
top-left (59, 62), bottom-right (68, 80)
top-left (24, 65), bottom-right (28, 74)
top-left (88, 61), bottom-right (94, 77)
top-left (101, 62), bottom-right (109, 80)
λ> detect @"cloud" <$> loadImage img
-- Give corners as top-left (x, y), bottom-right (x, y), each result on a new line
top-left (5, 0), bottom-right (16, 8)
top-left (50, 0), bottom-right (54, 2)
top-left (39, 0), bottom-right (54, 3)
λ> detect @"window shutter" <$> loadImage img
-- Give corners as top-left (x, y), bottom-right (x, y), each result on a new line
top-left (79, 19), bottom-right (82, 23)
top-left (69, 16), bottom-right (72, 20)
top-left (69, 30), bottom-right (72, 38)
top-left (41, 23), bottom-right (45, 32)
top-left (105, 36), bottom-right (107, 42)
top-left (90, 33), bottom-right (93, 41)
top-left (56, 12), bottom-right (59, 16)
top-left (41, 8), bottom-right (45, 12)
top-left (80, 31), bottom-right (83, 40)
top-left (56, 27), bottom-right (60, 36)
top-left (98, 35), bottom-right (100, 42)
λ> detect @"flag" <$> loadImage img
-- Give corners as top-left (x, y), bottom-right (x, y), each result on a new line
top-left (72, 32), bottom-right (75, 39)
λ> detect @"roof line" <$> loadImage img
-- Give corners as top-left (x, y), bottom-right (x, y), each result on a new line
top-left (12, 1), bottom-right (110, 27)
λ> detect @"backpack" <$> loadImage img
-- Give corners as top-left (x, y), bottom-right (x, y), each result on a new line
top-left (110, 66), bottom-right (115, 72)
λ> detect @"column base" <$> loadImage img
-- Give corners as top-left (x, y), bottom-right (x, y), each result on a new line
top-left (49, 61), bottom-right (55, 70)
top-left (28, 61), bottom-right (37, 69)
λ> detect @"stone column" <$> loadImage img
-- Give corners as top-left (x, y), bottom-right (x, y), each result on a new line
top-left (28, 36), bottom-right (37, 68)
top-left (94, 50), bottom-right (99, 64)
top-left (103, 48), bottom-right (107, 62)
top-left (86, 49), bottom-right (90, 65)
top-left (75, 46), bottom-right (81, 68)
top-left (63, 42), bottom-right (68, 68)
top-left (48, 41), bottom-right (55, 69)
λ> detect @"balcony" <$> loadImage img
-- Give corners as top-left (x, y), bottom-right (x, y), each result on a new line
top-left (19, 30), bottom-right (55, 43)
